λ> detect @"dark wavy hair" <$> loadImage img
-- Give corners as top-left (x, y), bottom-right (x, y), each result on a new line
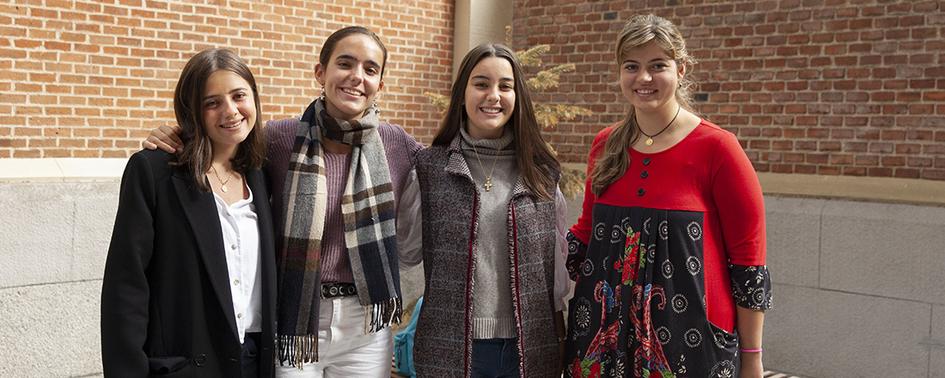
top-left (432, 43), bottom-right (559, 200)
top-left (173, 48), bottom-right (266, 191)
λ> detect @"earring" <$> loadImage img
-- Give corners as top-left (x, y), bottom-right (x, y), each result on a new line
top-left (373, 100), bottom-right (380, 115)
top-left (318, 88), bottom-right (325, 100)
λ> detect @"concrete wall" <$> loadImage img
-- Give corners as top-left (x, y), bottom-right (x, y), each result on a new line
top-left (0, 164), bottom-right (121, 377)
top-left (3, 159), bottom-right (944, 377)
top-left (763, 196), bottom-right (945, 377)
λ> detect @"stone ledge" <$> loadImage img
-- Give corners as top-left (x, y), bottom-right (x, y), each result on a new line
top-left (3, 159), bottom-right (943, 205)
top-left (0, 158), bottom-right (126, 183)
top-left (758, 172), bottom-right (945, 207)
top-left (562, 162), bottom-right (945, 206)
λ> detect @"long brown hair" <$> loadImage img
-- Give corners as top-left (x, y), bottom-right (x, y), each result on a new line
top-left (432, 43), bottom-right (559, 200)
top-left (589, 14), bottom-right (697, 196)
top-left (173, 48), bottom-right (266, 191)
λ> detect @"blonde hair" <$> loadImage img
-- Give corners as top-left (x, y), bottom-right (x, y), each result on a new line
top-left (589, 14), bottom-right (697, 195)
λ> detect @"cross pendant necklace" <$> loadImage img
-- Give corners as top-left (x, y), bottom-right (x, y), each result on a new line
top-left (471, 144), bottom-right (499, 192)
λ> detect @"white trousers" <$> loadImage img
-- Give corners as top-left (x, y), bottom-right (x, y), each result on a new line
top-left (275, 296), bottom-right (393, 378)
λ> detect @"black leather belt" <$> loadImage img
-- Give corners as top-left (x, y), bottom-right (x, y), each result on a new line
top-left (321, 282), bottom-right (357, 298)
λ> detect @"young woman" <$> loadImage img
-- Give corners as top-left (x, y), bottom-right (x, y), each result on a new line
top-left (564, 15), bottom-right (772, 378)
top-left (265, 26), bottom-right (420, 377)
top-left (399, 43), bottom-right (570, 378)
top-left (102, 48), bottom-right (276, 378)
top-left (143, 27), bottom-right (420, 377)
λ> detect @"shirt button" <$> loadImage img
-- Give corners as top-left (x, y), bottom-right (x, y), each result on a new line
top-left (641, 171), bottom-right (649, 179)
top-left (642, 158), bottom-right (651, 166)
top-left (233, 279), bottom-right (240, 286)
top-left (230, 244), bottom-right (237, 250)
top-left (637, 188), bottom-right (646, 197)
top-left (237, 313), bottom-right (243, 319)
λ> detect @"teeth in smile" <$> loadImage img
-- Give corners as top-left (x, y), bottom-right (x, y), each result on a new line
top-left (341, 88), bottom-right (362, 96)
top-left (480, 107), bottom-right (502, 114)
top-left (636, 89), bottom-right (656, 94)
top-left (222, 119), bottom-right (242, 128)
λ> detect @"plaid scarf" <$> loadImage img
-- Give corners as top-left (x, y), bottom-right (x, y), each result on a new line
top-left (276, 98), bottom-right (402, 366)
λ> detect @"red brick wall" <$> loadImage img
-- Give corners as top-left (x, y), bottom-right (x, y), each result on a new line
top-left (0, 0), bottom-right (453, 158)
top-left (513, 0), bottom-right (945, 180)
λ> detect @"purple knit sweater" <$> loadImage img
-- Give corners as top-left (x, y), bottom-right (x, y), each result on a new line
top-left (263, 118), bottom-right (421, 283)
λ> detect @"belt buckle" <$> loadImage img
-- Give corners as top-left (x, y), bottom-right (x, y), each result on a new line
top-left (322, 283), bottom-right (356, 298)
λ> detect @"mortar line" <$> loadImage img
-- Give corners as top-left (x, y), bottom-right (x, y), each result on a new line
top-left (774, 282), bottom-right (945, 306)
top-left (1, 278), bottom-right (102, 290)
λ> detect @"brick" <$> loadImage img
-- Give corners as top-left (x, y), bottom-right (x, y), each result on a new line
top-left (921, 169), bottom-right (945, 180)
top-left (3, 0), bottom-right (941, 182)
top-left (893, 168), bottom-right (920, 178)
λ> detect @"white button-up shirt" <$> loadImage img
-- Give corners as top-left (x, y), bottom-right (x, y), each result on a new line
top-left (212, 187), bottom-right (262, 344)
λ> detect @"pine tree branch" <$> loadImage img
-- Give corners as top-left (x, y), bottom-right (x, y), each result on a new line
top-left (425, 92), bottom-right (449, 112)
top-left (535, 103), bottom-right (593, 129)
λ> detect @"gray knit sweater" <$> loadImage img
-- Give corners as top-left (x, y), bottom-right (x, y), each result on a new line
top-left (413, 134), bottom-right (563, 378)
top-left (459, 127), bottom-right (517, 339)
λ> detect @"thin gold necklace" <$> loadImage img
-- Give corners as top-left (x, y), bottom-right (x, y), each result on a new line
top-left (470, 143), bottom-right (499, 192)
top-left (210, 165), bottom-right (235, 193)
top-left (639, 105), bottom-right (681, 146)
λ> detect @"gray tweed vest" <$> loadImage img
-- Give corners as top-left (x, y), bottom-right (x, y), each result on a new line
top-left (413, 137), bottom-right (561, 378)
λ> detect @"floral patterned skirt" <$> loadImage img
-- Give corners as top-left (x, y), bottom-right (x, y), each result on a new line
top-left (565, 204), bottom-right (740, 378)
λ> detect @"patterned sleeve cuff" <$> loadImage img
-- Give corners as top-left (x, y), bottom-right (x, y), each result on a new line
top-left (565, 231), bottom-right (587, 282)
top-left (729, 264), bottom-right (772, 310)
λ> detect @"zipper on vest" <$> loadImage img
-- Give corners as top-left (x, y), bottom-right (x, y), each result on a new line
top-left (509, 204), bottom-right (527, 377)
top-left (463, 193), bottom-right (478, 378)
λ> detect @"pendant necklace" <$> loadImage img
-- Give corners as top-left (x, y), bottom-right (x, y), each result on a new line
top-left (470, 143), bottom-right (499, 192)
top-left (639, 105), bottom-right (681, 146)
top-left (211, 166), bottom-right (233, 193)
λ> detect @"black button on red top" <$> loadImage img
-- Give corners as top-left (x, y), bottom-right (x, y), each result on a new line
top-left (642, 157), bottom-right (651, 166)
top-left (637, 188), bottom-right (645, 196)
top-left (641, 171), bottom-right (648, 179)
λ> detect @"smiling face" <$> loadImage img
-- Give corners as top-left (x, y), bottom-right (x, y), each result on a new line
top-left (619, 41), bottom-right (685, 114)
top-left (463, 57), bottom-right (516, 139)
top-left (201, 69), bottom-right (256, 155)
top-left (315, 33), bottom-right (385, 122)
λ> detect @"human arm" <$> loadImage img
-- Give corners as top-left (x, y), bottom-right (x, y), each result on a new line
top-left (397, 169), bottom-right (423, 268)
top-left (710, 132), bottom-right (772, 377)
top-left (141, 124), bottom-right (183, 153)
top-left (736, 306), bottom-right (765, 378)
top-left (100, 153), bottom-right (157, 377)
top-left (553, 186), bottom-right (571, 311)
top-left (553, 187), bottom-right (571, 374)
top-left (566, 129), bottom-right (612, 281)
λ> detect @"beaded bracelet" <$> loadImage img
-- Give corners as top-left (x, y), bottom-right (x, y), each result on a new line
top-left (739, 348), bottom-right (763, 353)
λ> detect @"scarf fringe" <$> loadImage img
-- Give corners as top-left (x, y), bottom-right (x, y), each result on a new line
top-left (366, 297), bottom-right (404, 333)
top-left (276, 334), bottom-right (319, 367)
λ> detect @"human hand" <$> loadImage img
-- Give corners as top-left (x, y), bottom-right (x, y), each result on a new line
top-left (142, 124), bottom-right (183, 153)
top-left (738, 351), bottom-right (763, 378)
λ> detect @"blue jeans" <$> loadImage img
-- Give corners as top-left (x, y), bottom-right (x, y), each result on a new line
top-left (241, 332), bottom-right (260, 378)
top-left (471, 338), bottom-right (520, 378)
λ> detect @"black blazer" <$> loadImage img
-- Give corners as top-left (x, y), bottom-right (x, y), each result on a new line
top-left (101, 149), bottom-right (276, 378)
